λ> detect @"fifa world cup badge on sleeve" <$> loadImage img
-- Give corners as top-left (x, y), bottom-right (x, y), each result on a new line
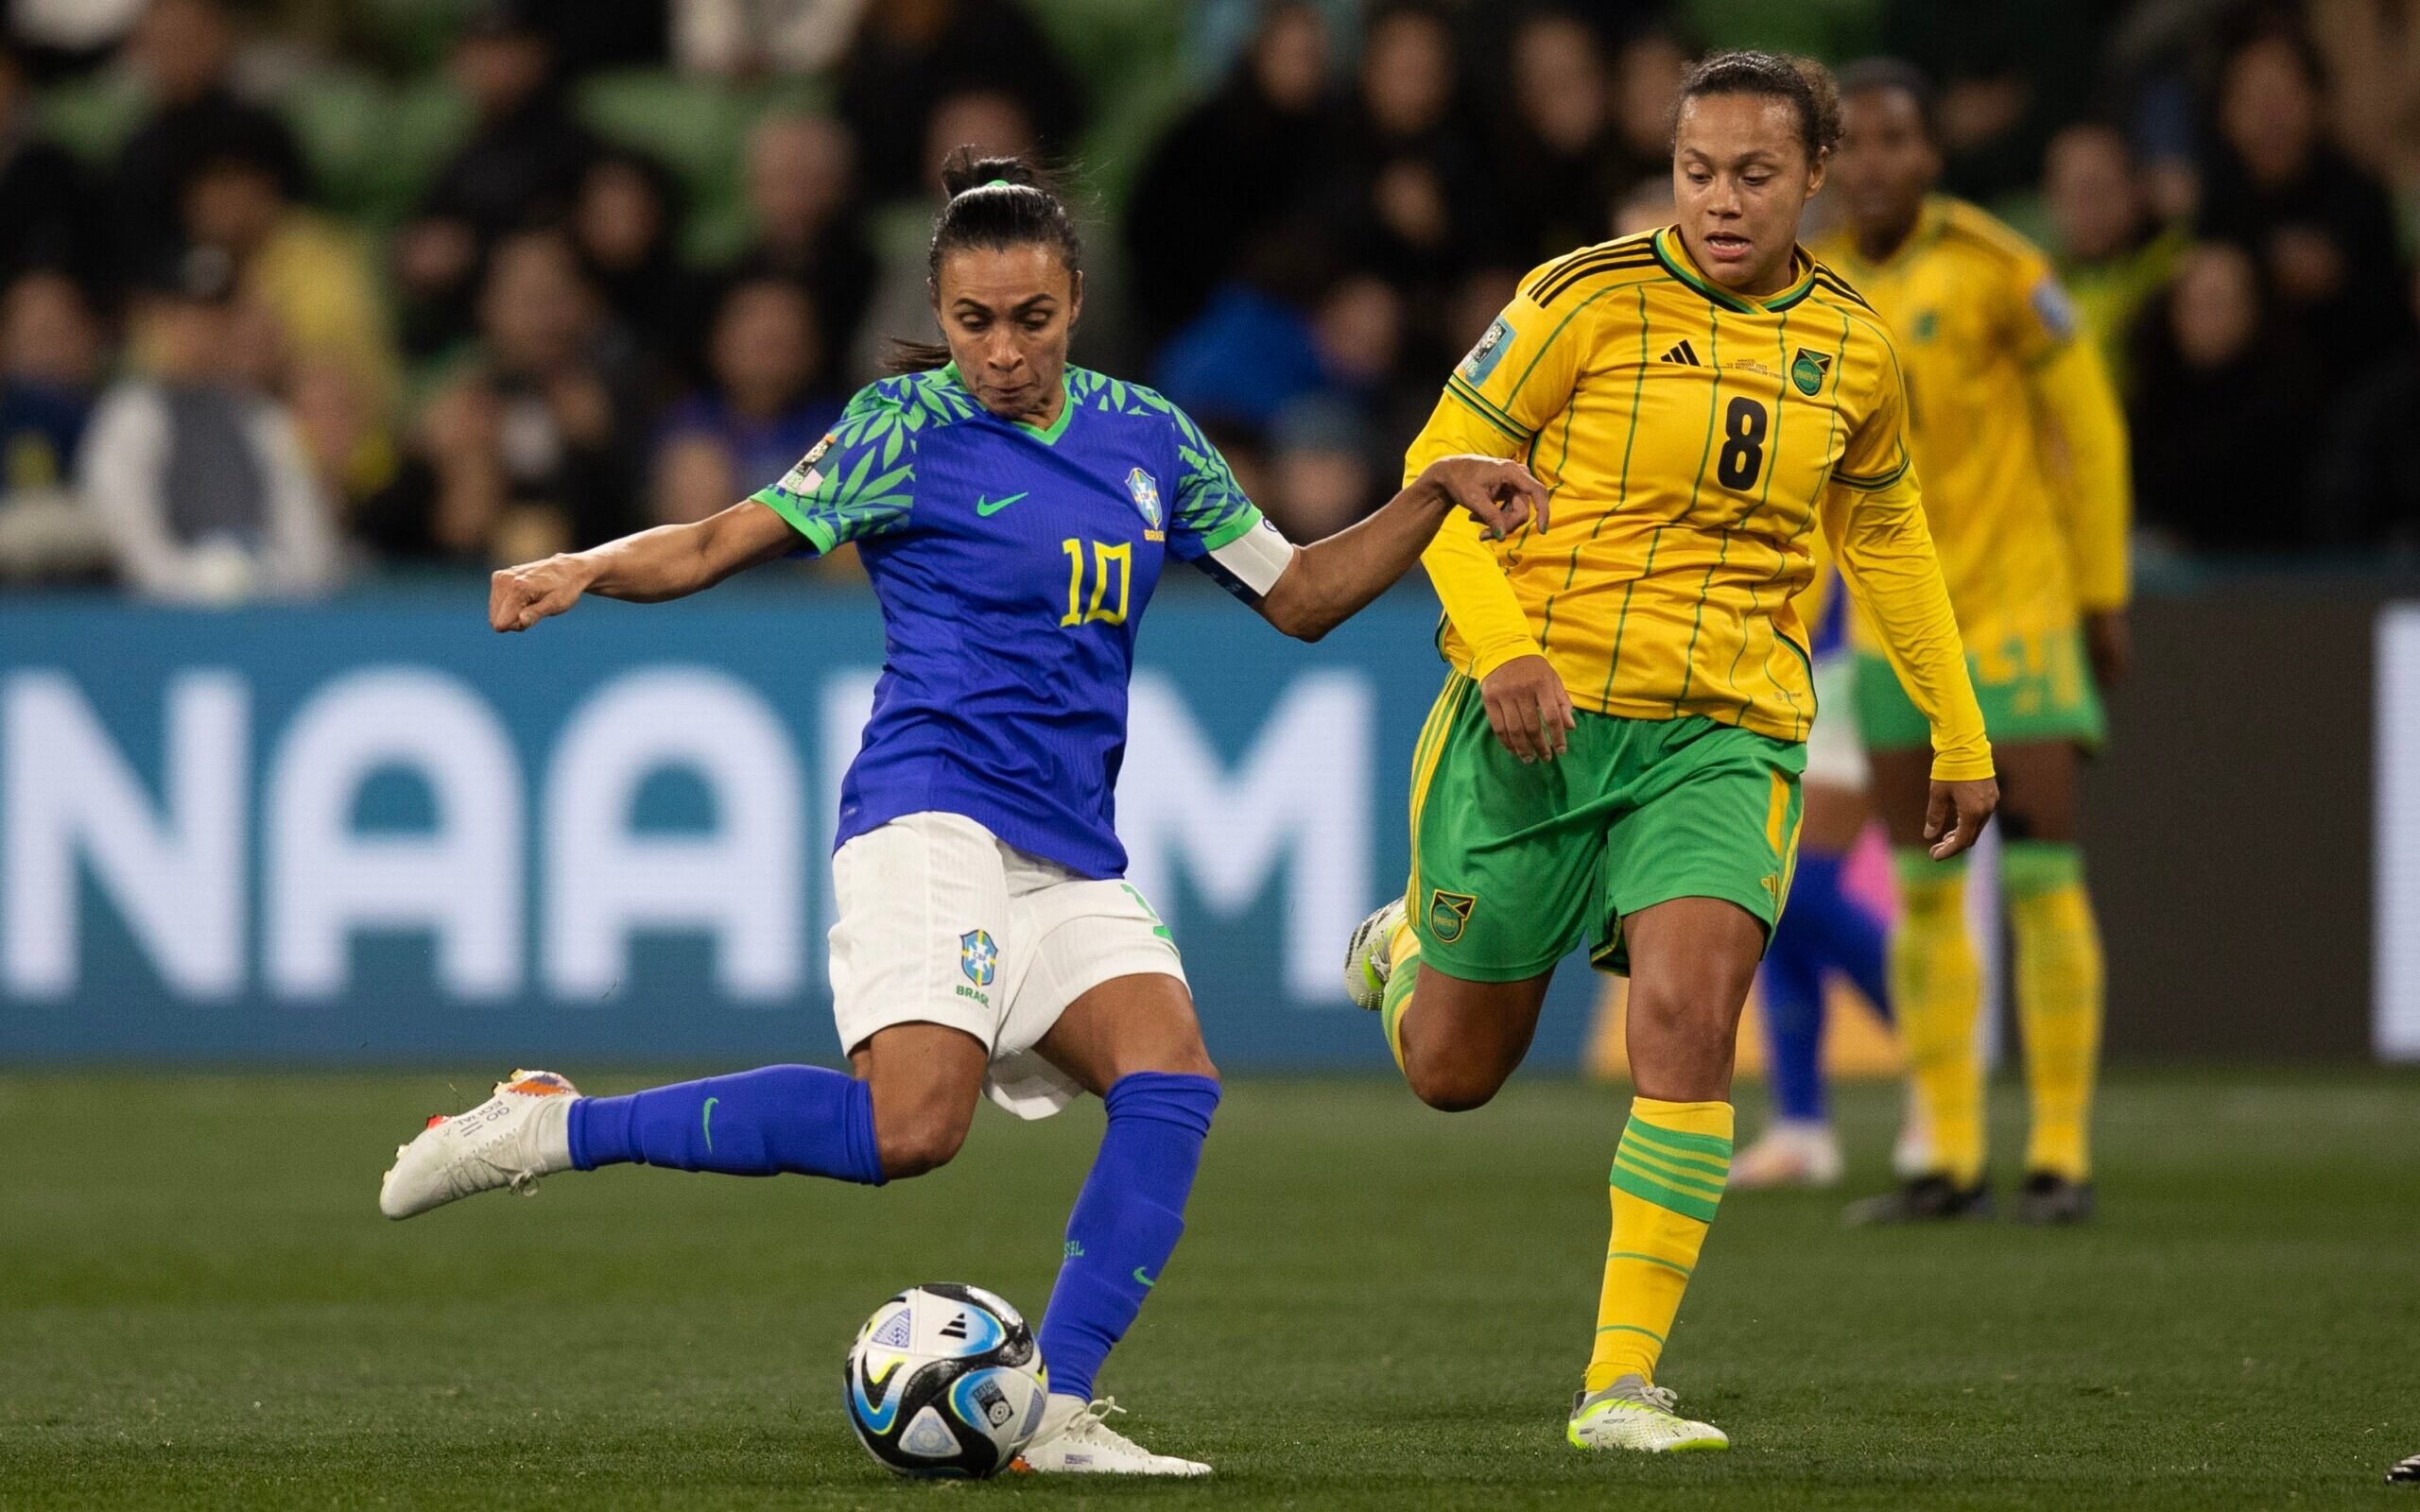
top-left (1460, 318), bottom-right (1514, 385)
top-left (779, 432), bottom-right (838, 495)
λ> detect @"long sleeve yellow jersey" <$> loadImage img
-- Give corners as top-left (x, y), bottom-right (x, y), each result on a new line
top-left (1813, 197), bottom-right (2132, 653)
top-left (1406, 226), bottom-right (1993, 782)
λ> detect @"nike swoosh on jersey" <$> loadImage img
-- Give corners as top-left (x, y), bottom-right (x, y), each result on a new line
top-left (976, 491), bottom-right (1029, 516)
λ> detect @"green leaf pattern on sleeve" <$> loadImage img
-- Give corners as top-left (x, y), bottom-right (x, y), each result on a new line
top-left (752, 371), bottom-right (976, 548)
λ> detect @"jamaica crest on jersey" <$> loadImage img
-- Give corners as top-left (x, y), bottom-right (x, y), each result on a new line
top-left (1125, 466), bottom-right (1163, 529)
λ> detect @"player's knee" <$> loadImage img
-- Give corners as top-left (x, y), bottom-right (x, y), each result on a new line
top-left (1403, 1050), bottom-right (1505, 1112)
top-left (874, 1104), bottom-right (972, 1179)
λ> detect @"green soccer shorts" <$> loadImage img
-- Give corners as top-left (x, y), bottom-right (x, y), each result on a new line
top-left (1405, 672), bottom-right (1807, 980)
top-left (1854, 622), bottom-right (2106, 752)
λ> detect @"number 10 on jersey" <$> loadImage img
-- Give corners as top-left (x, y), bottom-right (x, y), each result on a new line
top-left (1061, 538), bottom-right (1132, 627)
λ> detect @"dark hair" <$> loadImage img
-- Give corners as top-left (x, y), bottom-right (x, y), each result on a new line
top-left (1836, 57), bottom-right (1940, 145)
top-left (1672, 49), bottom-right (1842, 163)
top-left (889, 147), bottom-right (1084, 373)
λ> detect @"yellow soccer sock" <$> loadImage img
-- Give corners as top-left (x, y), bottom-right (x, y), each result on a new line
top-left (1380, 919), bottom-right (1421, 1073)
top-left (1587, 1098), bottom-right (1733, 1391)
top-left (1893, 850), bottom-right (1985, 1186)
top-left (2004, 843), bottom-right (2103, 1181)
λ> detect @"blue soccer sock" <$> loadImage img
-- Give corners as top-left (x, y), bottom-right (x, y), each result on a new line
top-left (1760, 894), bottom-right (1830, 1125)
top-left (1759, 849), bottom-right (1892, 1125)
top-left (1038, 1072), bottom-right (1219, 1403)
top-left (566, 1064), bottom-right (885, 1185)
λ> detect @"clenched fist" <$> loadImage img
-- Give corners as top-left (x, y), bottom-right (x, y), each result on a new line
top-left (490, 555), bottom-right (595, 632)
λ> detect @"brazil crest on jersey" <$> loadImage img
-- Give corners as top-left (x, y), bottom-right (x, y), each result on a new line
top-left (752, 363), bottom-right (1288, 878)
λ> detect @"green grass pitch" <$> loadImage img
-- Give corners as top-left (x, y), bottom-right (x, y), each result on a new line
top-left (5, 1070), bottom-right (2417, 1509)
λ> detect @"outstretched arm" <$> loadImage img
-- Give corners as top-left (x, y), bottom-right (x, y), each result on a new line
top-left (489, 499), bottom-right (797, 631)
top-left (1253, 455), bottom-right (1547, 643)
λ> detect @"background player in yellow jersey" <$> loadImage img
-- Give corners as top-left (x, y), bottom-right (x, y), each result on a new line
top-left (1818, 60), bottom-right (2133, 1228)
top-left (1341, 52), bottom-right (1998, 1452)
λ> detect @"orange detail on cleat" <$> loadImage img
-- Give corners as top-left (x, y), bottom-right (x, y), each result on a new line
top-left (506, 1076), bottom-right (572, 1096)
top-left (424, 1114), bottom-right (446, 1128)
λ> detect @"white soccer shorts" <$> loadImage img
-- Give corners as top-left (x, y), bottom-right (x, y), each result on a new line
top-left (1804, 651), bottom-right (1870, 789)
top-left (828, 810), bottom-right (1187, 1120)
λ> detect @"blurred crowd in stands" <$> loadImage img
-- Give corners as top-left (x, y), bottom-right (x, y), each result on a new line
top-left (0, 0), bottom-right (2411, 600)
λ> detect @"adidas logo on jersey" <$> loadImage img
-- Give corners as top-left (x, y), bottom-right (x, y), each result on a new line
top-left (1659, 339), bottom-right (1702, 366)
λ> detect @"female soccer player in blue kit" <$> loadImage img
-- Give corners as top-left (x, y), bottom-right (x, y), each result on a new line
top-left (377, 151), bottom-right (1545, 1476)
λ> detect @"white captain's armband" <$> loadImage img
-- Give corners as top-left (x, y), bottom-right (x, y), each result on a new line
top-left (1201, 515), bottom-right (1297, 600)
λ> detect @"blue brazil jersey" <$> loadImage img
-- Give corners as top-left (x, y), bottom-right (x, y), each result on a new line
top-left (752, 363), bottom-right (1287, 878)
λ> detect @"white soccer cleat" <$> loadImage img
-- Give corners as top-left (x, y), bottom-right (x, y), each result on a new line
top-left (1343, 896), bottom-right (1408, 1011)
top-left (378, 1070), bottom-right (581, 1220)
top-left (1567, 1375), bottom-right (1729, 1452)
top-left (1730, 1120), bottom-right (1844, 1190)
top-left (1011, 1396), bottom-right (1210, 1477)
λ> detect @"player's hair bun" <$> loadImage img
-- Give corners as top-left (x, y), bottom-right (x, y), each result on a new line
top-left (939, 148), bottom-right (1044, 200)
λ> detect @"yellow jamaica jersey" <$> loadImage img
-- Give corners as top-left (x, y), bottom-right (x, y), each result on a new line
top-left (1813, 197), bottom-right (2130, 652)
top-left (1408, 226), bottom-right (1992, 782)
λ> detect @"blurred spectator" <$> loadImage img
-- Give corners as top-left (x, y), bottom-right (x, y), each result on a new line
top-left (2128, 242), bottom-right (2325, 554)
top-left (1319, 3), bottom-right (1503, 291)
top-left (181, 146), bottom-right (401, 499)
top-left (1497, 11), bottom-right (1634, 265)
top-left (837, 0), bottom-right (1088, 206)
top-left (0, 43), bottom-right (104, 293)
top-left (1125, 1), bottom-right (1340, 345)
top-left (0, 271), bottom-right (112, 582)
top-left (80, 249), bottom-right (340, 602)
top-left (2044, 122), bottom-right (2187, 397)
top-left (726, 112), bottom-right (878, 368)
top-left (111, 0), bottom-right (309, 272)
top-left (2197, 26), bottom-right (2412, 379)
top-left (572, 149), bottom-right (711, 396)
top-left (2307, 0), bottom-right (2420, 198)
top-left (1265, 394), bottom-right (1377, 540)
top-left (1613, 179), bottom-right (1675, 239)
top-left (849, 89), bottom-right (1040, 382)
top-left (1611, 28), bottom-right (1689, 166)
top-left (675, 0), bottom-right (872, 77)
top-left (517, 0), bottom-right (667, 77)
top-left (1879, 0), bottom-right (2100, 203)
top-left (9, 0), bottom-right (145, 69)
top-left (359, 230), bottom-right (639, 565)
top-left (651, 277), bottom-right (843, 524)
top-left (2312, 260), bottom-right (2420, 552)
top-left (393, 0), bottom-right (601, 359)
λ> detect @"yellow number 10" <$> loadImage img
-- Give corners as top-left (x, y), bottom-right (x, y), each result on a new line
top-left (1060, 538), bottom-right (1132, 627)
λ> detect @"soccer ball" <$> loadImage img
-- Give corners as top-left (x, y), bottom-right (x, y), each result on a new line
top-left (842, 1283), bottom-right (1049, 1478)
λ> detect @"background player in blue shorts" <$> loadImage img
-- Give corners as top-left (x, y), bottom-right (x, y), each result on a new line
top-left (375, 149), bottom-right (1544, 1476)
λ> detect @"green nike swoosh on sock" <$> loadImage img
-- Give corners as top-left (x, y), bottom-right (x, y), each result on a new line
top-left (701, 1096), bottom-right (717, 1152)
top-left (1132, 1267), bottom-right (1155, 1288)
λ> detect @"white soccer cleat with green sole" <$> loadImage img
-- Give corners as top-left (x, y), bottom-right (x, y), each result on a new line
top-left (1343, 897), bottom-right (1408, 1012)
top-left (1566, 1375), bottom-right (1729, 1452)
top-left (378, 1070), bottom-right (581, 1220)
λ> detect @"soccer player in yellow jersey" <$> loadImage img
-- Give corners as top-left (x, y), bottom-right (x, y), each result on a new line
top-left (1816, 60), bottom-right (2132, 1228)
top-left (1340, 52), bottom-right (1998, 1452)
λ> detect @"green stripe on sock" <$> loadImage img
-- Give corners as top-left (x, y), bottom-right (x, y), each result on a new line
top-left (1894, 845), bottom-right (1968, 887)
top-left (1595, 1322), bottom-right (1666, 1342)
top-left (2001, 839), bottom-right (2084, 899)
top-left (1624, 1116), bottom-right (1735, 1161)
top-left (1622, 1128), bottom-right (1732, 1180)
top-left (1611, 1160), bottom-right (1721, 1222)
top-left (1607, 1250), bottom-right (1694, 1279)
top-left (1614, 1146), bottom-right (1726, 1200)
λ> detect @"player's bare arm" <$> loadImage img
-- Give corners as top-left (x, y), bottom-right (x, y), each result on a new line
top-left (1253, 454), bottom-right (1547, 643)
top-left (488, 500), bottom-right (795, 631)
